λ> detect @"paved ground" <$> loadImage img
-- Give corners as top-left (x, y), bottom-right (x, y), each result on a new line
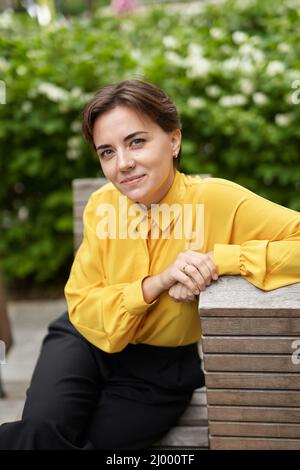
top-left (0, 299), bottom-right (67, 425)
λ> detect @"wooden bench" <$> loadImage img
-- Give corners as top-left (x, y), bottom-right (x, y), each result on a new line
top-left (200, 276), bottom-right (300, 450)
top-left (73, 177), bottom-right (300, 450)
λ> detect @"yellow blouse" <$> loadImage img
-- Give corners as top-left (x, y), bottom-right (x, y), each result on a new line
top-left (64, 170), bottom-right (300, 353)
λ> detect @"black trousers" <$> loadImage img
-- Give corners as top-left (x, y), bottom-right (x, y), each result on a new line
top-left (0, 311), bottom-right (204, 450)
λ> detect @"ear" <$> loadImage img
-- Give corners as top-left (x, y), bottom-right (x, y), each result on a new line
top-left (171, 129), bottom-right (182, 157)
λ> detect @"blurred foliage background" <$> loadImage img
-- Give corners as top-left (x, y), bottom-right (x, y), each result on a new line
top-left (0, 0), bottom-right (300, 292)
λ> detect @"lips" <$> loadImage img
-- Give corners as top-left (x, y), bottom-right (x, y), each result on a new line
top-left (121, 174), bottom-right (146, 184)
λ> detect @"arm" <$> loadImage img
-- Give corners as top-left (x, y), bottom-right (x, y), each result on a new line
top-left (65, 195), bottom-right (159, 353)
top-left (211, 181), bottom-right (300, 291)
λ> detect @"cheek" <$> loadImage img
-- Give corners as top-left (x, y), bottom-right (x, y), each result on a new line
top-left (99, 162), bottom-right (114, 181)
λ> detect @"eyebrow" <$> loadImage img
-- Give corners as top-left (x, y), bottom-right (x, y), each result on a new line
top-left (95, 131), bottom-right (149, 151)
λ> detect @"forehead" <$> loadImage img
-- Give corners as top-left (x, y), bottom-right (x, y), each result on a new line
top-left (93, 105), bottom-right (155, 138)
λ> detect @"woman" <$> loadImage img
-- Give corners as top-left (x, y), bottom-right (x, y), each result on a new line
top-left (0, 79), bottom-right (299, 449)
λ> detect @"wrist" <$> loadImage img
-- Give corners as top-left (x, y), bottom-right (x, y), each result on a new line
top-left (142, 274), bottom-right (165, 304)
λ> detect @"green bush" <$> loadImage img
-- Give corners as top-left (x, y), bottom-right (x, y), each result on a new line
top-left (0, 0), bottom-right (300, 285)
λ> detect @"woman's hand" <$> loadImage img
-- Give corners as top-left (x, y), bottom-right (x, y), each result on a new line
top-left (158, 250), bottom-right (218, 297)
top-left (168, 282), bottom-right (197, 303)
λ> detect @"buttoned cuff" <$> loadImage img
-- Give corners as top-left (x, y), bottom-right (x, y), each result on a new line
top-left (123, 277), bottom-right (159, 316)
top-left (214, 244), bottom-right (241, 275)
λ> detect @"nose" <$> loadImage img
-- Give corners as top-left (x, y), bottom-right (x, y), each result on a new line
top-left (117, 148), bottom-right (135, 171)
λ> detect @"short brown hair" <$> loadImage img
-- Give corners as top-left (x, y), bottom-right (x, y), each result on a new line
top-left (82, 79), bottom-right (182, 168)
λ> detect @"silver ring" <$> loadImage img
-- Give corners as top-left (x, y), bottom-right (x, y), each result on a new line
top-left (182, 264), bottom-right (189, 273)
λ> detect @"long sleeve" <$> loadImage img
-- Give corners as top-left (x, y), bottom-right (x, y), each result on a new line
top-left (64, 194), bottom-right (159, 353)
top-left (210, 180), bottom-right (300, 291)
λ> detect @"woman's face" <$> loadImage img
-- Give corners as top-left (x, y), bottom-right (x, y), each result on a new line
top-left (92, 105), bottom-right (181, 208)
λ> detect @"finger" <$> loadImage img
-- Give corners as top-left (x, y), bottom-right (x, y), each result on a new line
top-left (205, 258), bottom-right (219, 280)
top-left (183, 264), bottom-right (207, 290)
top-left (169, 283), bottom-right (181, 302)
top-left (186, 252), bottom-right (218, 283)
top-left (175, 270), bottom-right (200, 295)
top-left (177, 284), bottom-right (195, 302)
top-left (180, 284), bottom-right (196, 301)
top-left (184, 257), bottom-right (211, 288)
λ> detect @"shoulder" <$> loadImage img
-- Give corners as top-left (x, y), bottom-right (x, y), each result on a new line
top-left (88, 181), bottom-right (119, 206)
top-left (83, 181), bottom-right (120, 221)
top-left (185, 174), bottom-right (257, 199)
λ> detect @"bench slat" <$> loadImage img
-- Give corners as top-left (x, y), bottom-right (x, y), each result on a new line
top-left (200, 276), bottom-right (300, 313)
top-left (202, 336), bottom-right (300, 353)
top-left (210, 422), bottom-right (300, 439)
top-left (201, 318), bottom-right (300, 335)
top-left (205, 373), bottom-right (300, 389)
top-left (207, 389), bottom-right (300, 407)
top-left (208, 406), bottom-right (300, 423)
top-left (204, 354), bottom-right (300, 372)
top-left (210, 437), bottom-right (300, 450)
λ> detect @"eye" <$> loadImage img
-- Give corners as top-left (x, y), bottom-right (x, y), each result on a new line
top-left (131, 138), bottom-right (145, 146)
top-left (100, 149), bottom-right (114, 159)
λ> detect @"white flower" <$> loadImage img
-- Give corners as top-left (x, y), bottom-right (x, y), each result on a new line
top-left (67, 148), bottom-right (80, 160)
top-left (251, 49), bottom-right (265, 64)
top-left (21, 101), bottom-right (33, 113)
top-left (38, 82), bottom-right (69, 102)
top-left (130, 49), bottom-right (142, 62)
top-left (250, 35), bottom-right (261, 46)
top-left (187, 43), bottom-right (204, 58)
top-left (278, 43), bottom-right (291, 53)
top-left (232, 31), bottom-right (249, 44)
top-left (223, 57), bottom-right (255, 75)
top-left (223, 57), bottom-right (241, 72)
top-left (0, 10), bottom-right (14, 29)
top-left (221, 45), bottom-right (232, 55)
top-left (0, 57), bottom-right (9, 71)
top-left (165, 51), bottom-right (186, 67)
top-left (210, 28), bottom-right (224, 40)
top-left (163, 36), bottom-right (178, 49)
top-left (252, 92), bottom-right (268, 106)
top-left (186, 57), bottom-right (211, 78)
top-left (241, 58), bottom-right (255, 75)
top-left (36, 5), bottom-right (52, 26)
top-left (205, 85), bottom-right (221, 97)
top-left (288, 70), bottom-right (300, 82)
top-left (275, 113), bottom-right (293, 127)
top-left (239, 44), bottom-right (265, 64)
top-left (239, 79), bottom-right (254, 95)
top-left (67, 136), bottom-right (81, 149)
top-left (16, 65), bottom-right (27, 76)
top-left (183, 3), bottom-right (205, 15)
top-left (18, 206), bottom-right (29, 222)
top-left (120, 20), bottom-right (134, 32)
top-left (185, 43), bottom-right (211, 77)
top-left (26, 50), bottom-right (43, 59)
top-left (239, 44), bottom-right (253, 55)
top-left (70, 87), bottom-right (83, 98)
top-left (219, 94), bottom-right (247, 107)
top-left (0, 80), bottom-right (5, 104)
top-left (187, 97), bottom-right (206, 109)
top-left (71, 121), bottom-right (82, 133)
top-left (266, 61), bottom-right (285, 76)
